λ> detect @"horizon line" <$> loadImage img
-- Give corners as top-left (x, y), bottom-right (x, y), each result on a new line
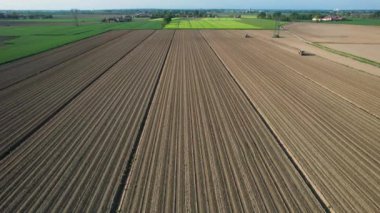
top-left (1, 8), bottom-right (380, 11)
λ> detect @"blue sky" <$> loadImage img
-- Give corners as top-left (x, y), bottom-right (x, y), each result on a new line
top-left (1, 0), bottom-right (379, 10)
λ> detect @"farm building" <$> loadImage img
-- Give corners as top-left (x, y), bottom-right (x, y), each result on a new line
top-left (102, 15), bottom-right (132, 23)
top-left (313, 15), bottom-right (344, 22)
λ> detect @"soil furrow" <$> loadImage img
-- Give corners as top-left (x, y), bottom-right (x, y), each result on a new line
top-left (120, 30), bottom-right (323, 212)
top-left (0, 30), bottom-right (174, 212)
top-left (110, 30), bottom-right (176, 213)
top-left (202, 30), bottom-right (380, 212)
top-left (201, 31), bottom-right (333, 212)
top-left (0, 30), bottom-right (154, 159)
top-left (0, 30), bottom-right (129, 90)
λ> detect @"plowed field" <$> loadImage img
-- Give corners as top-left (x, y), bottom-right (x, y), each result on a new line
top-left (0, 30), bottom-right (379, 212)
top-left (202, 30), bottom-right (380, 212)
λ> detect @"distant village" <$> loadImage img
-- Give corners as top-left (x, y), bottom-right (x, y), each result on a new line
top-left (101, 14), bottom-right (346, 23)
top-left (100, 13), bottom-right (241, 23)
top-left (312, 15), bottom-right (344, 22)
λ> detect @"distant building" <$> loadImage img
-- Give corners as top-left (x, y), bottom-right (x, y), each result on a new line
top-left (102, 15), bottom-right (132, 23)
top-left (312, 15), bottom-right (343, 22)
top-left (321, 16), bottom-right (333, 21)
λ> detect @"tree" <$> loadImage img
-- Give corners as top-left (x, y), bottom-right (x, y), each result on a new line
top-left (313, 13), bottom-right (322, 19)
top-left (257, 12), bottom-right (266, 19)
top-left (289, 12), bottom-right (299, 21)
top-left (273, 12), bottom-right (282, 20)
top-left (371, 11), bottom-right (380, 18)
top-left (164, 16), bottom-right (172, 23)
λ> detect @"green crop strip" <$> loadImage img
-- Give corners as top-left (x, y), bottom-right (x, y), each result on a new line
top-left (164, 17), bottom-right (280, 29)
top-left (0, 19), bottom-right (164, 64)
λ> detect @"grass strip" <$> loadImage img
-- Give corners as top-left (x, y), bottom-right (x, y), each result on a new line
top-left (311, 43), bottom-right (380, 68)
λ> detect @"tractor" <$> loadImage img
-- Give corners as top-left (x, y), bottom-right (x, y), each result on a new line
top-left (298, 49), bottom-right (306, 56)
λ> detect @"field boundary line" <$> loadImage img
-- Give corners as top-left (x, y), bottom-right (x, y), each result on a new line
top-left (0, 29), bottom-right (123, 67)
top-left (311, 43), bottom-right (380, 68)
top-left (0, 30), bottom-right (156, 161)
top-left (200, 31), bottom-right (334, 213)
top-left (111, 30), bottom-right (176, 213)
top-left (319, 42), bottom-right (380, 45)
top-left (0, 30), bottom-right (130, 91)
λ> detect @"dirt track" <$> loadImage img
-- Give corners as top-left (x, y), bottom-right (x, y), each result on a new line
top-left (0, 30), bottom-right (379, 212)
top-left (202, 30), bottom-right (380, 212)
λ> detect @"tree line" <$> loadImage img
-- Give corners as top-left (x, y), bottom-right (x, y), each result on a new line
top-left (258, 12), bottom-right (322, 21)
top-left (150, 10), bottom-right (219, 19)
top-left (0, 12), bottom-right (53, 19)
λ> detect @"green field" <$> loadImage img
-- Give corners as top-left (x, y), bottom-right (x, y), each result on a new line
top-left (298, 18), bottom-right (380, 26)
top-left (324, 18), bottom-right (380, 26)
top-left (239, 18), bottom-right (285, 29)
top-left (1, 17), bottom-right (158, 24)
top-left (0, 17), bottom-right (281, 64)
top-left (1, 17), bottom-right (101, 23)
top-left (165, 17), bottom-right (278, 29)
top-left (0, 19), bottom-right (164, 64)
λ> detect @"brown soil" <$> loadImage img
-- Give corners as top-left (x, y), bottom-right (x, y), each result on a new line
top-left (0, 30), bottom-right (153, 158)
top-left (0, 30), bottom-right (128, 90)
top-left (120, 30), bottom-right (323, 212)
top-left (203, 30), bottom-right (380, 212)
top-left (241, 29), bottom-right (380, 76)
top-left (0, 30), bottom-right (171, 211)
top-left (322, 43), bottom-right (380, 62)
top-left (1, 30), bottom-right (379, 212)
top-left (286, 23), bottom-right (380, 44)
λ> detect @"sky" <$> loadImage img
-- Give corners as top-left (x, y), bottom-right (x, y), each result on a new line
top-left (1, 0), bottom-right (380, 10)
